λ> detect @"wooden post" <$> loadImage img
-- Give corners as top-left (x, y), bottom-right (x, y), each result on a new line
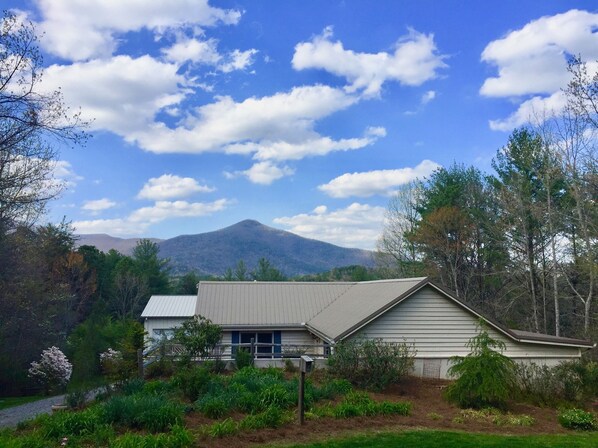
top-left (298, 370), bottom-right (305, 425)
top-left (250, 337), bottom-right (255, 361)
top-left (137, 349), bottom-right (144, 379)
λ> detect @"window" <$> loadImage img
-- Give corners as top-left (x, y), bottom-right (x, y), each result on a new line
top-left (240, 332), bottom-right (273, 358)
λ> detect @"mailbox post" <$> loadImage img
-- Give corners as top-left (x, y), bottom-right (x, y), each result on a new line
top-left (298, 355), bottom-right (313, 425)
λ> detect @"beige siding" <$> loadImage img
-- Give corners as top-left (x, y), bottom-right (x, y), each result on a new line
top-left (352, 286), bottom-right (580, 359)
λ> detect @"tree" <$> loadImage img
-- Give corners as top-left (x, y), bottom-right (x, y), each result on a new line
top-left (0, 11), bottom-right (86, 231)
top-left (175, 272), bottom-right (200, 294)
top-left (565, 55), bottom-right (598, 129)
top-left (251, 257), bottom-right (286, 281)
top-left (173, 315), bottom-right (222, 361)
top-left (445, 324), bottom-right (515, 409)
top-left (132, 239), bottom-right (170, 295)
top-left (234, 259), bottom-right (248, 281)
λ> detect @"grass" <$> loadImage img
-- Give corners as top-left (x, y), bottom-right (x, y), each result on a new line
top-left (278, 429), bottom-right (598, 448)
top-left (0, 395), bottom-right (45, 411)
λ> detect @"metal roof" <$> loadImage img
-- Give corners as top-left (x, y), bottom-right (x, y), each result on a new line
top-left (141, 295), bottom-right (197, 317)
top-left (306, 278), bottom-right (427, 341)
top-left (195, 281), bottom-right (353, 326)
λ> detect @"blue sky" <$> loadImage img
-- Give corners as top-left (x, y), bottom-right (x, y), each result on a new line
top-left (8, 0), bottom-right (598, 249)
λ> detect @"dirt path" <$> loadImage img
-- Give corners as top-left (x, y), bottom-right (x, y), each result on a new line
top-left (0, 395), bottom-right (66, 428)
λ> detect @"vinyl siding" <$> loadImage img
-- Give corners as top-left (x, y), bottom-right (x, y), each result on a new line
top-left (144, 317), bottom-right (187, 341)
top-left (352, 286), bottom-right (580, 359)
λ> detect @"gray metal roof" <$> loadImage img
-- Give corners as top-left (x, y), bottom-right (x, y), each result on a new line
top-left (195, 281), bottom-right (353, 326)
top-left (141, 295), bottom-right (197, 317)
top-left (306, 278), bottom-right (427, 341)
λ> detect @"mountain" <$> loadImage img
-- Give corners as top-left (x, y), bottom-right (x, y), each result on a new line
top-left (75, 234), bottom-right (164, 255)
top-left (158, 220), bottom-right (375, 276)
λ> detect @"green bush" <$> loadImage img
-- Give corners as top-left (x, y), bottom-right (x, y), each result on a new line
top-left (445, 326), bottom-right (515, 409)
top-left (195, 395), bottom-right (230, 419)
top-left (328, 338), bottom-right (415, 390)
top-left (145, 359), bottom-right (175, 379)
top-left (65, 389), bottom-right (88, 410)
top-left (41, 406), bottom-right (102, 438)
top-left (239, 406), bottom-right (293, 430)
top-left (143, 379), bottom-right (171, 395)
top-left (558, 408), bottom-right (597, 431)
top-left (235, 349), bottom-right (254, 369)
top-left (171, 366), bottom-right (213, 401)
top-left (258, 383), bottom-right (294, 409)
top-left (100, 395), bottom-right (183, 432)
top-left (515, 360), bottom-right (598, 406)
top-left (120, 377), bottom-right (145, 395)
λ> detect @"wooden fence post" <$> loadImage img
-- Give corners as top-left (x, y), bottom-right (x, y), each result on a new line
top-left (137, 349), bottom-right (144, 379)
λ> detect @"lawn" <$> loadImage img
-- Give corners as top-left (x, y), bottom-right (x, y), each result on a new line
top-left (280, 429), bottom-right (598, 448)
top-left (0, 396), bottom-right (44, 411)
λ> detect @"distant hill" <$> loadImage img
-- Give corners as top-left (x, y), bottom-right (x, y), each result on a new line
top-left (75, 234), bottom-right (163, 255)
top-left (77, 220), bottom-right (375, 276)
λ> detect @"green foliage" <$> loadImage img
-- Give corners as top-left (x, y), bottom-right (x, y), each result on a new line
top-left (171, 365), bottom-right (214, 401)
top-left (251, 257), bottom-right (286, 281)
top-left (173, 315), bottom-right (221, 362)
top-left (234, 348), bottom-right (254, 369)
top-left (559, 409), bottom-right (597, 431)
top-left (119, 378), bottom-right (145, 396)
top-left (41, 406), bottom-right (103, 438)
top-left (65, 389), bottom-right (88, 410)
top-left (515, 360), bottom-right (598, 407)
top-left (445, 326), bottom-right (515, 409)
top-left (145, 358), bottom-right (175, 379)
top-left (328, 338), bottom-right (415, 390)
top-left (100, 394), bottom-right (183, 432)
top-left (111, 425), bottom-right (192, 448)
top-left (328, 392), bottom-right (411, 419)
top-left (195, 395), bottom-right (230, 419)
top-left (206, 418), bottom-right (238, 438)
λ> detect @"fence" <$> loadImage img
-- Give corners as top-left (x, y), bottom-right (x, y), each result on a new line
top-left (143, 339), bottom-right (330, 367)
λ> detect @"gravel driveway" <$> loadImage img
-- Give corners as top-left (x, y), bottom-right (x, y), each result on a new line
top-left (0, 395), bottom-right (66, 428)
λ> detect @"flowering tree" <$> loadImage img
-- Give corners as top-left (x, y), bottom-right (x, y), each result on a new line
top-left (28, 346), bottom-right (72, 393)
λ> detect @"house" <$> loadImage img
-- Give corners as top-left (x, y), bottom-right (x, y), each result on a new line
top-left (141, 277), bottom-right (594, 379)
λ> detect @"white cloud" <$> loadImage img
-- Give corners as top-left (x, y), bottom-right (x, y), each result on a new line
top-left (162, 37), bottom-right (222, 65)
top-left (137, 174), bottom-right (214, 200)
top-left (489, 91), bottom-right (567, 131)
top-left (421, 90), bottom-right (436, 104)
top-left (218, 49), bottom-right (259, 73)
top-left (34, 0), bottom-right (242, 61)
top-left (318, 159), bottom-right (440, 198)
top-left (292, 27), bottom-right (447, 96)
top-left (82, 198), bottom-right (117, 214)
top-left (53, 160), bottom-right (83, 187)
top-left (228, 161), bottom-right (295, 185)
top-left (130, 85), bottom-right (375, 161)
top-left (73, 199), bottom-right (229, 235)
top-left (274, 202), bottom-right (386, 249)
top-left (162, 36), bottom-right (257, 72)
top-left (480, 9), bottom-right (598, 130)
top-left (41, 55), bottom-right (187, 135)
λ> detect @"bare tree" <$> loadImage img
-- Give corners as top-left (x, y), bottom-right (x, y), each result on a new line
top-left (0, 11), bottom-right (86, 230)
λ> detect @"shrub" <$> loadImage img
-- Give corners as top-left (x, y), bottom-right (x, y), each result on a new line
top-left (100, 395), bottom-right (183, 432)
top-left (145, 359), bottom-right (175, 379)
top-left (171, 366), bottom-right (213, 401)
top-left (515, 360), bottom-right (598, 406)
top-left (235, 349), bottom-right (254, 369)
top-left (259, 383), bottom-right (294, 409)
top-left (120, 377), bottom-right (145, 395)
top-left (284, 359), bottom-right (298, 373)
top-left (445, 326), bottom-right (515, 409)
top-left (239, 406), bottom-right (293, 430)
top-left (558, 408), bottom-right (597, 431)
top-left (328, 338), bottom-right (415, 390)
top-left (173, 315), bottom-right (222, 363)
top-left (65, 389), bottom-right (88, 410)
top-left (41, 406), bottom-right (102, 438)
top-left (28, 346), bottom-right (72, 394)
top-left (195, 395), bottom-right (230, 419)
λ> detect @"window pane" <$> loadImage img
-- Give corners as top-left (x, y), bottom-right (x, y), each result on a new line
top-left (257, 333), bottom-right (272, 343)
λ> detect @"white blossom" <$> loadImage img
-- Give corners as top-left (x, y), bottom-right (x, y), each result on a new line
top-left (28, 346), bottom-right (72, 389)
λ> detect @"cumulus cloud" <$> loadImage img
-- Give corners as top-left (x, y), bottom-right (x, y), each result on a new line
top-left (226, 161), bottom-right (295, 185)
top-left (421, 90), bottom-right (436, 104)
top-left (318, 159), bottom-right (440, 198)
top-left (53, 160), bottom-right (83, 188)
top-left (162, 37), bottom-right (257, 72)
top-left (73, 199), bottom-right (229, 235)
top-left (480, 9), bottom-right (598, 130)
top-left (137, 174), bottom-right (214, 200)
top-left (274, 202), bottom-right (386, 250)
top-left (34, 0), bottom-right (242, 61)
top-left (292, 27), bottom-right (447, 96)
top-left (82, 198), bottom-right (117, 214)
top-left (41, 55), bottom-right (187, 135)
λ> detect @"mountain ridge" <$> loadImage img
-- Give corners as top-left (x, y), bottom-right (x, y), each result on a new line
top-left (76, 220), bottom-right (375, 276)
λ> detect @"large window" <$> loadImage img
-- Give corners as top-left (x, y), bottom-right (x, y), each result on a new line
top-left (240, 332), bottom-right (273, 357)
